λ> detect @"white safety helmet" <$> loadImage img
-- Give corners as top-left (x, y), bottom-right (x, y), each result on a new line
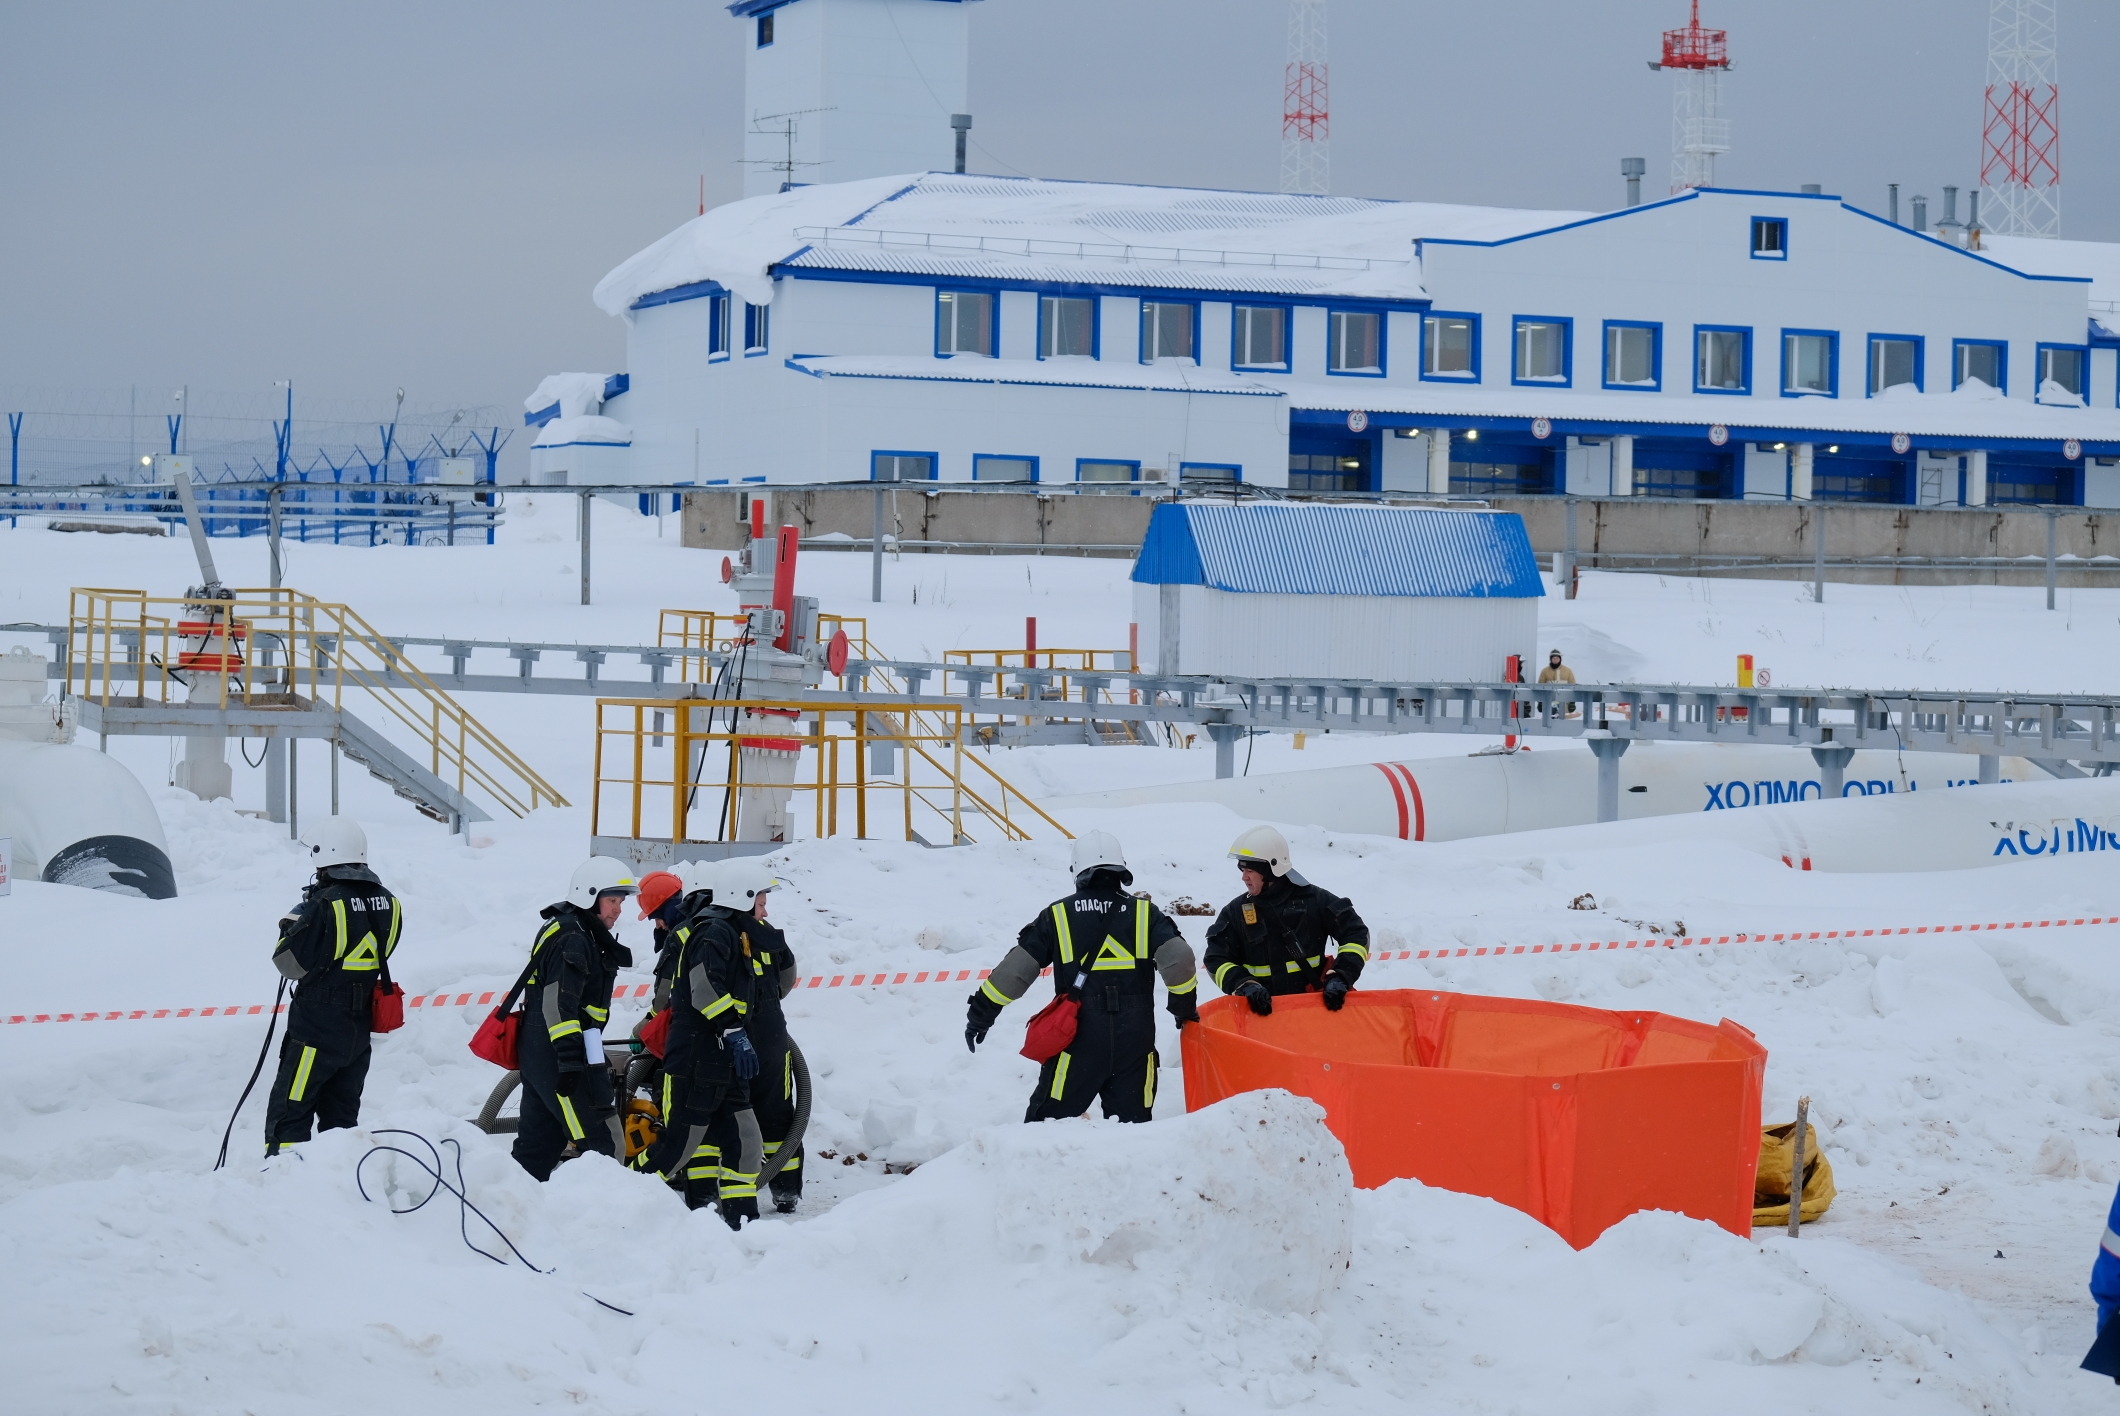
top-left (566, 856), bottom-right (640, 910)
top-left (302, 816), bottom-right (367, 869)
top-left (718, 858), bottom-right (784, 911)
top-left (1228, 824), bottom-right (1292, 878)
top-left (1068, 829), bottom-right (1130, 884)
top-left (676, 858), bottom-right (721, 900)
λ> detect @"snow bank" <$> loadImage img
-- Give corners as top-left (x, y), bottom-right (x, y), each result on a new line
top-left (523, 372), bottom-right (610, 419)
top-left (530, 414), bottom-right (632, 449)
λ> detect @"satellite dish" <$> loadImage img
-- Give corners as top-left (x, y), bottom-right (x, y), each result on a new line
top-left (826, 628), bottom-right (850, 677)
top-left (720, 556), bottom-right (734, 585)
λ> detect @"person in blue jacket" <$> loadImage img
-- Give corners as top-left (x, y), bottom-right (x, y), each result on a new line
top-left (2085, 1180), bottom-right (2120, 1380)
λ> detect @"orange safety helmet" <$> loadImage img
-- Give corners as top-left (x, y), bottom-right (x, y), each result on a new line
top-left (635, 870), bottom-right (684, 919)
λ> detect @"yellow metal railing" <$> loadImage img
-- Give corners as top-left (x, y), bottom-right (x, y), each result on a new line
top-left (66, 586), bottom-right (567, 817)
top-left (591, 695), bottom-right (1070, 846)
top-left (657, 608), bottom-right (877, 684)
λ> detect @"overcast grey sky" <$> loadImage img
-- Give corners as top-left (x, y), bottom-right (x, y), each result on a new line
top-left (3, 0), bottom-right (2114, 416)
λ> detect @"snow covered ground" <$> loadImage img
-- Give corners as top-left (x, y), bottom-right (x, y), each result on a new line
top-left (5, 504), bottom-right (2120, 1412)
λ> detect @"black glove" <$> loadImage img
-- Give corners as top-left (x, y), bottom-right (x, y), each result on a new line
top-left (555, 1069), bottom-right (581, 1098)
top-left (553, 1033), bottom-right (588, 1077)
top-left (724, 1028), bottom-right (760, 1080)
top-left (1168, 991), bottom-right (1200, 1028)
top-left (1322, 976), bottom-right (1351, 1012)
top-left (965, 989), bottom-right (1003, 1052)
top-left (1236, 980), bottom-right (1273, 1016)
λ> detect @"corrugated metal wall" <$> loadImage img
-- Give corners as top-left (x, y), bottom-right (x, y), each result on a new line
top-left (1132, 582), bottom-right (1536, 680)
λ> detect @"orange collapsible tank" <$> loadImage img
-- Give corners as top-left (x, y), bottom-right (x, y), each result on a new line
top-left (1181, 988), bottom-right (1767, 1249)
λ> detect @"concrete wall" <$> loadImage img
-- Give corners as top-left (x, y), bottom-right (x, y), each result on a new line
top-left (683, 485), bottom-right (1167, 556)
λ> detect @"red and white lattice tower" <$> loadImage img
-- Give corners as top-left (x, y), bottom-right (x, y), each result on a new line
top-left (1981, 0), bottom-right (2060, 238)
top-left (1651, 1), bottom-right (1729, 194)
top-left (1280, 0), bottom-right (1329, 196)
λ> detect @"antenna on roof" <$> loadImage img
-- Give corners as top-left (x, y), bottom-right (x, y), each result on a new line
top-left (1982, 0), bottom-right (2060, 237)
top-left (742, 107), bottom-right (834, 193)
top-left (1280, 0), bottom-right (1329, 196)
top-left (1648, 1), bottom-right (1730, 194)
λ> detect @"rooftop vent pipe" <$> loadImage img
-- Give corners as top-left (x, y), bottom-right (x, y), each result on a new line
top-left (1621, 157), bottom-right (1646, 207)
top-left (1912, 194), bottom-right (1928, 232)
top-left (1937, 185), bottom-right (1963, 244)
top-left (1800, 183), bottom-right (1821, 194)
top-left (1889, 183), bottom-right (1899, 225)
top-left (951, 113), bottom-right (971, 174)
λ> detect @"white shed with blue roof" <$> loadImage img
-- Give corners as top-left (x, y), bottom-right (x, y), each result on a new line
top-left (1130, 501), bottom-right (1543, 681)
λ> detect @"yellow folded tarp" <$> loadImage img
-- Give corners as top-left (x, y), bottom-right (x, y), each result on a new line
top-left (1752, 1119), bottom-right (1835, 1226)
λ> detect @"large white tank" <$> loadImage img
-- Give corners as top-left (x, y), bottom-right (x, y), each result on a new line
top-left (1045, 742), bottom-right (2036, 844)
top-left (1422, 774), bottom-right (2120, 875)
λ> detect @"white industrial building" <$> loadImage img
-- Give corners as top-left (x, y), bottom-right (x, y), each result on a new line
top-left (1130, 502), bottom-right (1543, 682)
top-left (529, 0), bottom-right (2120, 508)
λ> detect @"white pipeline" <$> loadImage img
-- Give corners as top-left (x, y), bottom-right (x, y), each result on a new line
top-left (1046, 743), bottom-right (2036, 844)
top-left (1424, 774), bottom-right (2120, 874)
top-left (0, 740), bottom-right (177, 898)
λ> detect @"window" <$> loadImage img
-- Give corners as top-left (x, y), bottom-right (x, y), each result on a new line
top-left (1782, 331), bottom-right (1836, 396)
top-left (1603, 321), bottom-right (1660, 389)
top-left (757, 12), bottom-right (774, 46)
top-left (1140, 301), bottom-right (1196, 362)
top-left (1868, 335), bottom-right (1922, 395)
top-left (1512, 317), bottom-right (1570, 385)
top-left (1232, 305), bottom-right (1288, 369)
top-left (1422, 313), bottom-right (1478, 379)
top-left (1954, 339), bottom-right (2006, 393)
top-left (972, 455), bottom-right (1036, 482)
top-left (1288, 452), bottom-right (1366, 493)
top-left (1694, 326), bottom-right (1750, 393)
top-left (2039, 345), bottom-right (2086, 400)
top-left (1751, 217), bottom-right (1788, 260)
top-left (1076, 459), bottom-right (1139, 485)
top-left (1039, 296), bottom-right (1095, 359)
top-left (871, 452), bottom-right (934, 481)
top-left (1327, 310), bottom-right (1383, 375)
top-left (1449, 458), bottom-right (1552, 496)
top-left (1178, 463), bottom-right (1240, 485)
top-left (935, 290), bottom-right (993, 357)
top-left (709, 296), bottom-right (731, 359)
top-left (743, 302), bottom-right (769, 355)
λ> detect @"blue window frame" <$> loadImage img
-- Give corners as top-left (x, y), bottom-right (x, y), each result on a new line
top-left (935, 290), bottom-right (996, 357)
top-left (971, 454), bottom-right (1037, 482)
top-left (1421, 311), bottom-right (1480, 382)
top-left (756, 11), bottom-right (774, 46)
top-left (1140, 300), bottom-right (1199, 362)
top-left (1602, 320), bottom-right (1661, 390)
top-left (1953, 338), bottom-right (2007, 393)
top-left (1076, 458), bottom-right (1140, 485)
top-left (2037, 343), bottom-right (2088, 401)
top-left (743, 302), bottom-right (769, 356)
top-left (1178, 462), bottom-right (1241, 485)
top-left (1750, 217), bottom-right (1788, 260)
top-left (1780, 329), bottom-right (1838, 397)
top-left (1693, 325), bottom-right (1751, 394)
top-left (1511, 315), bottom-right (1572, 387)
top-left (1231, 304), bottom-right (1291, 370)
top-left (870, 451), bottom-right (936, 482)
top-left (1038, 295), bottom-right (1097, 359)
top-left (1866, 333), bottom-right (1923, 395)
top-left (708, 295), bottom-right (731, 360)
top-left (1326, 308), bottom-right (1386, 377)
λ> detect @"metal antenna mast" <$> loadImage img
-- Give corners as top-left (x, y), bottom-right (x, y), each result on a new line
top-left (1981, 0), bottom-right (2060, 238)
top-left (1280, 0), bottom-right (1329, 196)
top-left (743, 107), bottom-right (833, 192)
top-left (1649, 1), bottom-right (1730, 194)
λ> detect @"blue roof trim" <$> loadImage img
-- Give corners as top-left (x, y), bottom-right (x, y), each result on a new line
top-left (631, 278), bottom-right (728, 312)
top-left (787, 356), bottom-right (1282, 398)
top-left (728, 0), bottom-right (972, 9)
top-left (1417, 191), bottom-right (1701, 253)
top-left (1131, 502), bottom-right (1545, 599)
top-left (1281, 407), bottom-right (2119, 456)
top-left (524, 401), bottom-right (560, 429)
top-left (772, 262), bottom-right (1429, 313)
top-left (533, 438), bottom-right (632, 450)
top-left (602, 373), bottom-right (630, 400)
top-left (2091, 318), bottom-right (2120, 349)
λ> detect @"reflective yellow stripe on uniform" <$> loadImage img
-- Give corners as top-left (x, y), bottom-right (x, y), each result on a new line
top-left (980, 978), bottom-right (1014, 1006)
top-left (1144, 1051), bottom-right (1158, 1111)
top-left (1249, 963), bottom-right (1274, 977)
top-left (782, 1048), bottom-right (795, 1101)
top-left (331, 900), bottom-right (349, 960)
top-left (1135, 899), bottom-right (1149, 958)
top-left (289, 1044), bottom-right (317, 1101)
top-left (583, 1005), bottom-right (609, 1024)
top-left (1051, 903), bottom-right (1074, 965)
top-left (719, 1167), bottom-right (759, 1199)
top-left (1338, 941), bottom-right (1370, 961)
top-left (557, 1094), bottom-right (586, 1141)
top-left (1167, 973), bottom-right (1198, 994)
top-left (700, 993), bottom-right (735, 1019)
top-left (1213, 961), bottom-right (1242, 990)
top-left (1049, 1050), bottom-right (1071, 1100)
top-left (548, 1019), bottom-right (582, 1040)
top-left (384, 898), bottom-right (402, 958)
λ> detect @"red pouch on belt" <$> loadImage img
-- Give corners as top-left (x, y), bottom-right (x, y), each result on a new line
top-left (1019, 994), bottom-right (1080, 1063)
top-left (370, 981), bottom-right (406, 1034)
top-left (638, 1007), bottom-right (672, 1059)
top-left (470, 1008), bottom-right (521, 1070)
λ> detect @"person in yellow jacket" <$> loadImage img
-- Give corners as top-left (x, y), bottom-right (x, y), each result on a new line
top-left (1537, 649), bottom-right (1578, 717)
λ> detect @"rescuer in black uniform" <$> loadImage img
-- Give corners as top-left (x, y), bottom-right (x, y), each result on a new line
top-left (1203, 825), bottom-right (1369, 1015)
top-left (264, 817), bottom-right (402, 1156)
top-left (717, 860), bottom-right (804, 1212)
top-left (637, 870), bottom-right (765, 1228)
top-left (965, 830), bottom-right (1198, 1123)
top-left (512, 857), bottom-right (637, 1181)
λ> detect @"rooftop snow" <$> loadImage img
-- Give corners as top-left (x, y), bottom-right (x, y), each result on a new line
top-left (785, 353), bottom-right (1281, 397)
top-left (594, 173), bottom-right (1588, 316)
top-left (1133, 501), bottom-right (1545, 598)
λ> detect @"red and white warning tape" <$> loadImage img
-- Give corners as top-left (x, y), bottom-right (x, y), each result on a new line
top-left (7, 914), bottom-right (2115, 1027)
